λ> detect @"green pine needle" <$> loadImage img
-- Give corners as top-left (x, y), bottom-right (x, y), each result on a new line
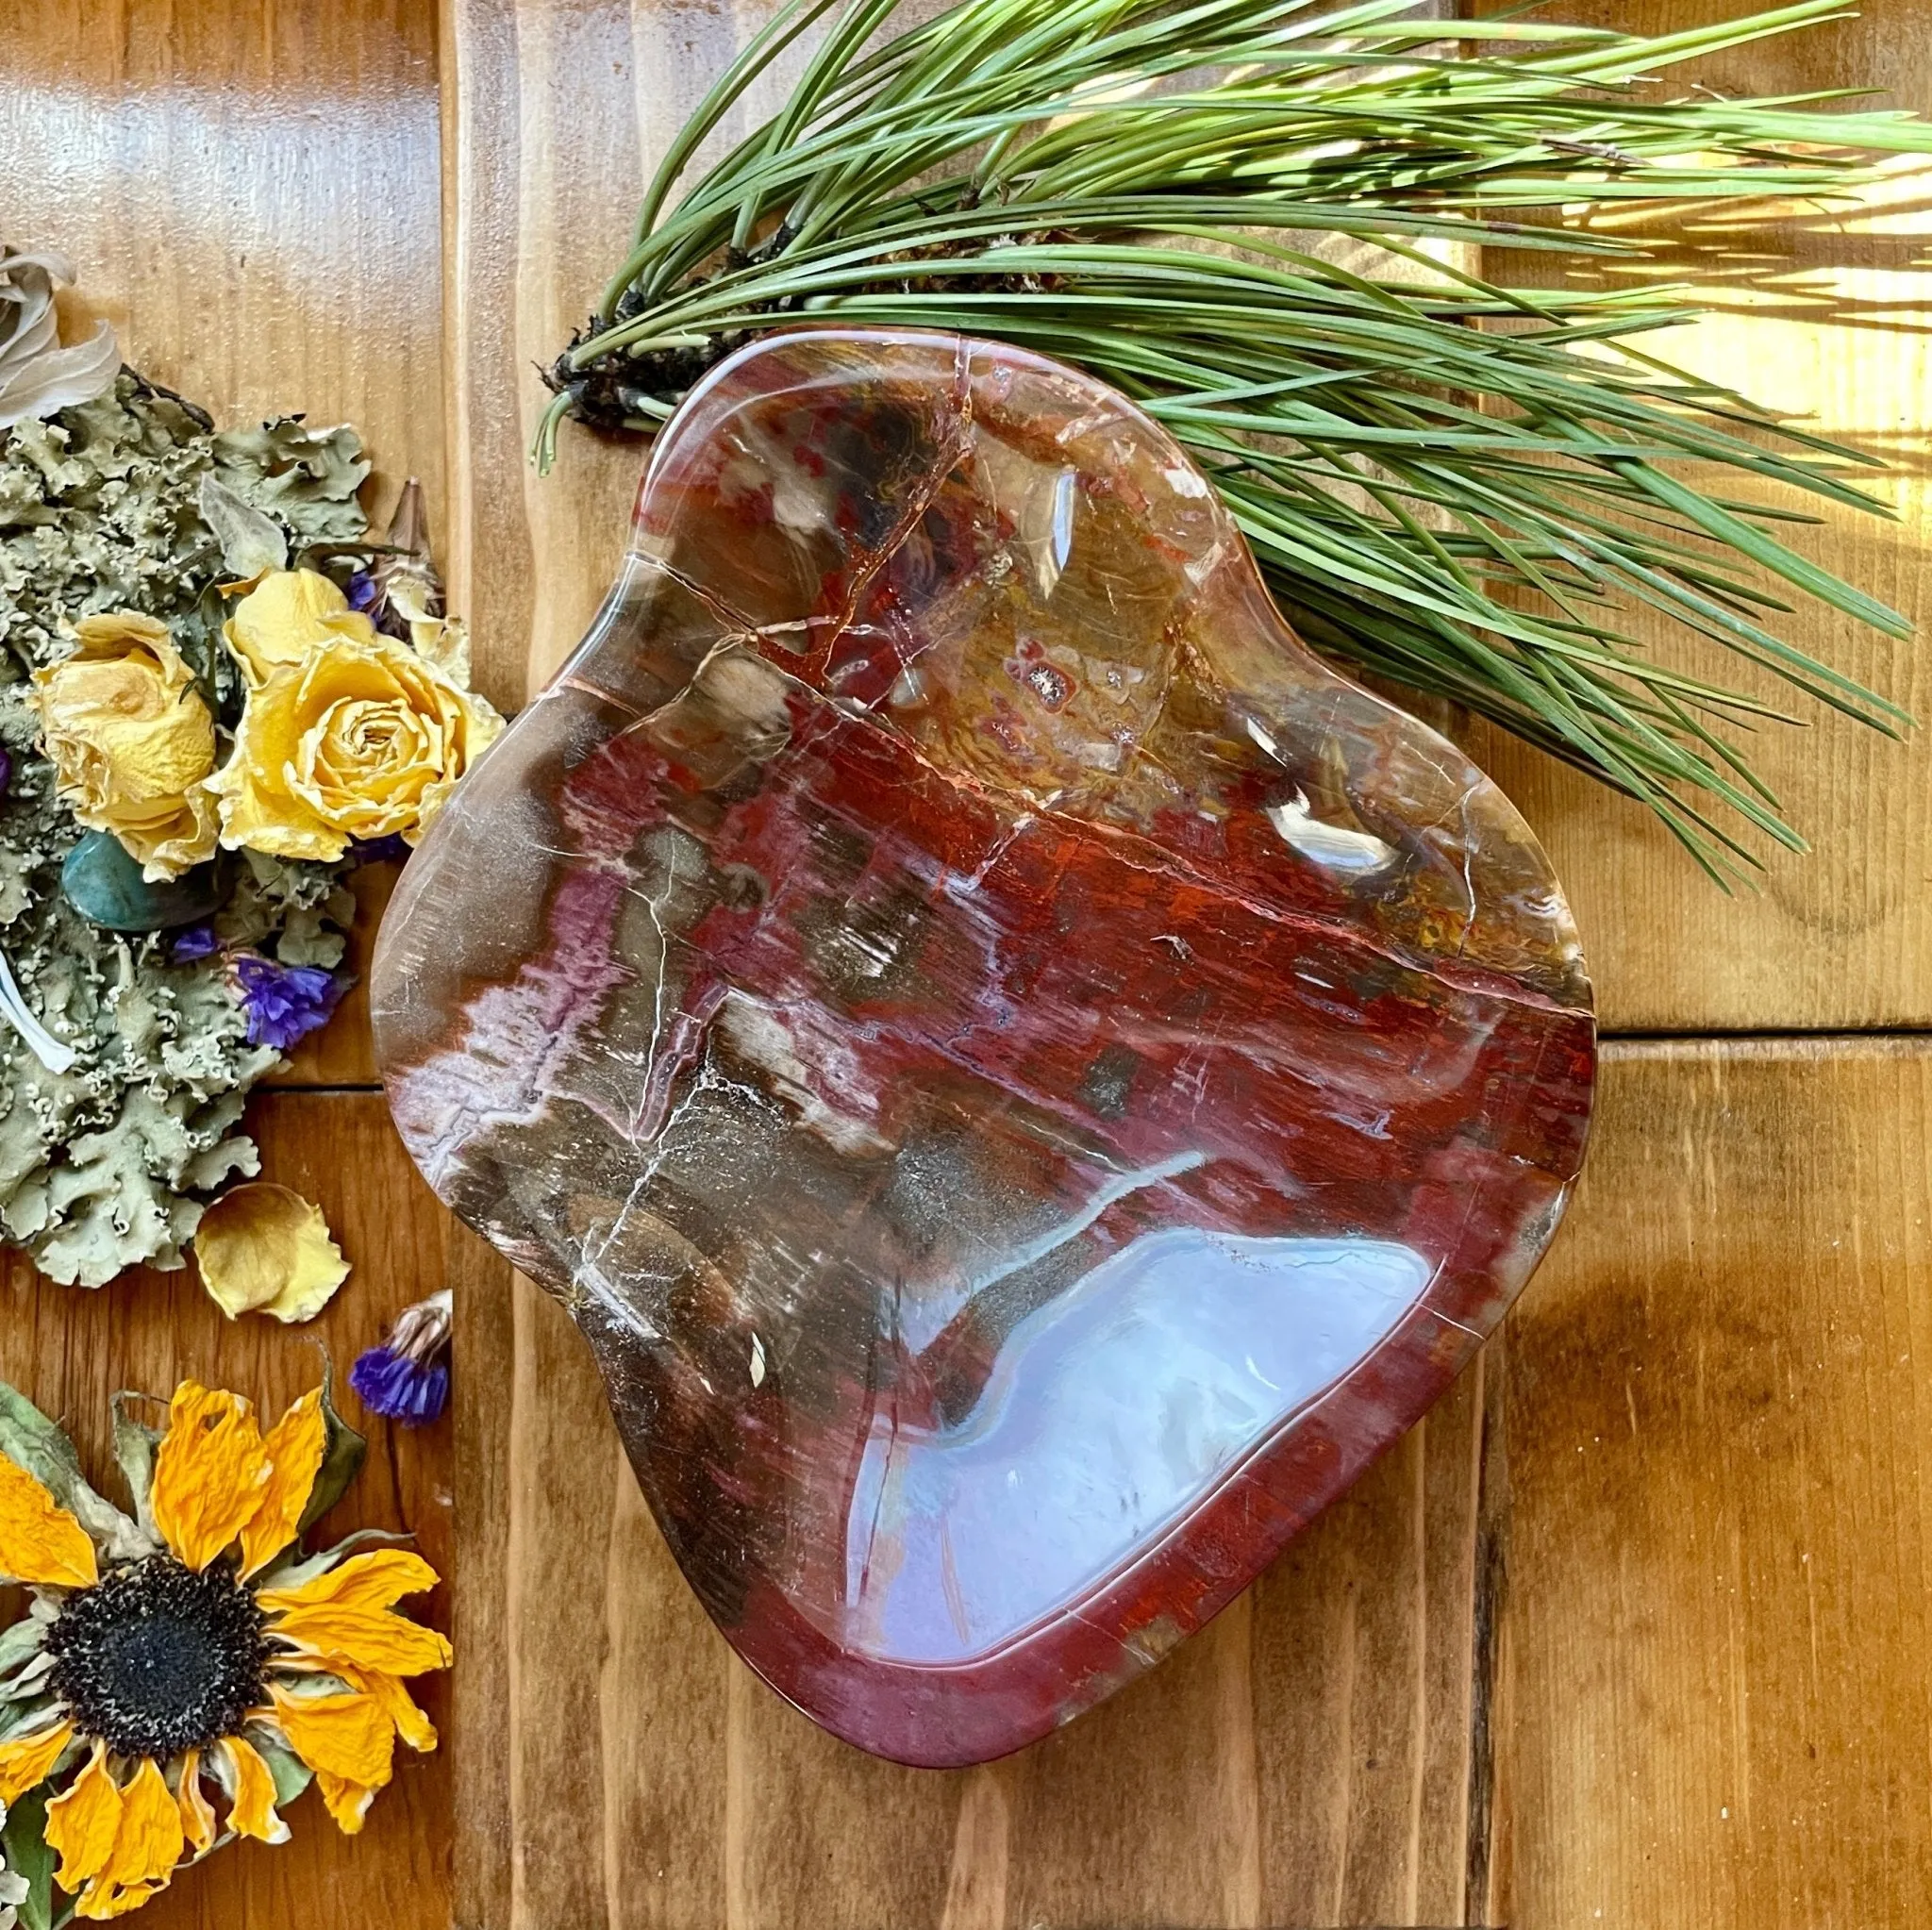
top-left (544, 0), bottom-right (1932, 882)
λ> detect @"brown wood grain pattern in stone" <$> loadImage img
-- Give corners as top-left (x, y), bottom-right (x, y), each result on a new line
top-left (0, 1092), bottom-right (454, 1930)
top-left (439, 4), bottom-right (1504, 1921)
top-left (1471, 0), bottom-right (1932, 1031)
top-left (0, 0), bottom-right (449, 1088)
top-left (1495, 1038), bottom-right (1932, 1930)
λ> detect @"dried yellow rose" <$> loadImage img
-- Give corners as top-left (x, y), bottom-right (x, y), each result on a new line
top-left (194, 1182), bottom-right (349, 1323)
top-left (209, 632), bottom-right (502, 863)
top-left (224, 567), bottom-right (378, 685)
top-left (31, 611), bottom-right (220, 880)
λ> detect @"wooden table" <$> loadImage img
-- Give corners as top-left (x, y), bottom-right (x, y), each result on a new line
top-left (6, 2), bottom-right (1932, 1924)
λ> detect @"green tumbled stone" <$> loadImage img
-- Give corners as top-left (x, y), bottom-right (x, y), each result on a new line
top-left (60, 831), bottom-right (231, 933)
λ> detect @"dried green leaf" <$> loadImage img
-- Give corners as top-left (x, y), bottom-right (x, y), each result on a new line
top-left (196, 473), bottom-right (287, 579)
top-left (3, 1789), bottom-right (55, 1930)
top-left (295, 1365), bottom-right (367, 1534)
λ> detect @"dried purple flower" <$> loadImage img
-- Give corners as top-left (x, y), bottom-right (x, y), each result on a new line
top-left (346, 569), bottom-right (379, 612)
top-left (233, 954), bottom-right (345, 1051)
top-left (0, 747), bottom-right (12, 800)
top-left (170, 923), bottom-right (220, 963)
top-left (350, 1288), bottom-right (453, 1424)
top-left (348, 833), bottom-right (410, 867)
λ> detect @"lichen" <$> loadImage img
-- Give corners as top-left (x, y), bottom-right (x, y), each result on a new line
top-left (0, 375), bottom-right (369, 1285)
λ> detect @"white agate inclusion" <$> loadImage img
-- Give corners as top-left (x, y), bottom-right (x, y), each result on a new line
top-left (837, 1227), bottom-right (1431, 1664)
top-left (1264, 791), bottom-right (1396, 873)
top-left (1241, 719), bottom-right (1395, 873)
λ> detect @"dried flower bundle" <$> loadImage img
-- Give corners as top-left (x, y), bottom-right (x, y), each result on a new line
top-left (0, 252), bottom-right (495, 1295)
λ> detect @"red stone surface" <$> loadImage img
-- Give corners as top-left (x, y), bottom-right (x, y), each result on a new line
top-left (372, 330), bottom-right (1595, 1767)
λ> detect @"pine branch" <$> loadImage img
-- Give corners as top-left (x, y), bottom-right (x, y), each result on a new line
top-left (543, 0), bottom-right (1932, 879)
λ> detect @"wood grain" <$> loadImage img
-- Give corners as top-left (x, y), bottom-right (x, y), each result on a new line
top-left (1495, 1039), bottom-right (1932, 1930)
top-left (0, 1093), bottom-right (455, 1930)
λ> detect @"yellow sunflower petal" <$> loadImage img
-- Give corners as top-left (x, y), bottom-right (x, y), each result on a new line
top-left (45, 1741), bottom-right (122, 1893)
top-left (0, 1717), bottom-right (75, 1804)
top-left (314, 1770), bottom-right (377, 1837)
top-left (332, 1664), bottom-right (438, 1755)
top-left (268, 1604), bottom-right (453, 1679)
top-left (75, 1755), bottom-right (185, 1920)
top-left (0, 1455), bottom-right (98, 1589)
top-left (268, 1688), bottom-right (394, 1792)
top-left (256, 1549), bottom-right (440, 1617)
top-left (175, 1748), bottom-right (215, 1856)
top-left (192, 1186), bottom-right (349, 1325)
top-left (149, 1383), bottom-right (271, 1572)
top-left (239, 1389), bottom-right (326, 1577)
top-left (218, 1735), bottom-right (291, 1846)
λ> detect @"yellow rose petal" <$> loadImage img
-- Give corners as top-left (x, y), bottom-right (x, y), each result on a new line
top-left (224, 569), bottom-right (375, 685)
top-left (30, 612), bottom-right (220, 882)
top-left (193, 1184), bottom-right (349, 1325)
top-left (0, 1718), bottom-right (75, 1804)
top-left (0, 1455), bottom-right (98, 1588)
top-left (239, 1388), bottom-right (327, 1576)
top-left (210, 633), bottom-right (502, 861)
top-left (149, 1383), bottom-right (271, 1572)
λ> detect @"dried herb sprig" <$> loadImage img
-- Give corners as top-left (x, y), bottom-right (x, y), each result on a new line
top-left (545, 0), bottom-right (1932, 879)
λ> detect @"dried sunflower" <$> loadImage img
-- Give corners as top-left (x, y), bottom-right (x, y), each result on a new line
top-left (0, 1376), bottom-right (447, 1921)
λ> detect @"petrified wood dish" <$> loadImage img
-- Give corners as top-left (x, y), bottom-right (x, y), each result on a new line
top-left (372, 330), bottom-right (1595, 1767)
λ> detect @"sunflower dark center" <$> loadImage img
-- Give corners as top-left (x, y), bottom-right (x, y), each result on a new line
top-left (46, 1556), bottom-right (269, 1759)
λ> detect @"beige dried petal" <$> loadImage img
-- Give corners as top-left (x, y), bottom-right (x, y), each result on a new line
top-left (194, 1184), bottom-right (349, 1323)
top-left (0, 245), bottom-right (119, 429)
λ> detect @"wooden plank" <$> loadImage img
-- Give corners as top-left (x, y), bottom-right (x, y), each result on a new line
top-left (0, 0), bottom-right (450, 1088)
top-left (1495, 1038), bottom-right (1932, 1930)
top-left (0, 1092), bottom-right (454, 1930)
top-left (1472, 0), bottom-right (1932, 1031)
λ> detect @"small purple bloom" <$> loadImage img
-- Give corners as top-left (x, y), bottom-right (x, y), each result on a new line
top-left (348, 833), bottom-right (410, 867)
top-left (350, 1289), bottom-right (453, 1425)
top-left (0, 749), bottom-right (12, 800)
top-left (346, 569), bottom-right (380, 611)
top-left (171, 922), bottom-right (220, 963)
top-left (349, 1349), bottom-right (450, 1424)
top-left (234, 953), bottom-right (345, 1051)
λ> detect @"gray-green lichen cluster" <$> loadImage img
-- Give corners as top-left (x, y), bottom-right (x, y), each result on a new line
top-left (0, 374), bottom-right (366, 1286)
